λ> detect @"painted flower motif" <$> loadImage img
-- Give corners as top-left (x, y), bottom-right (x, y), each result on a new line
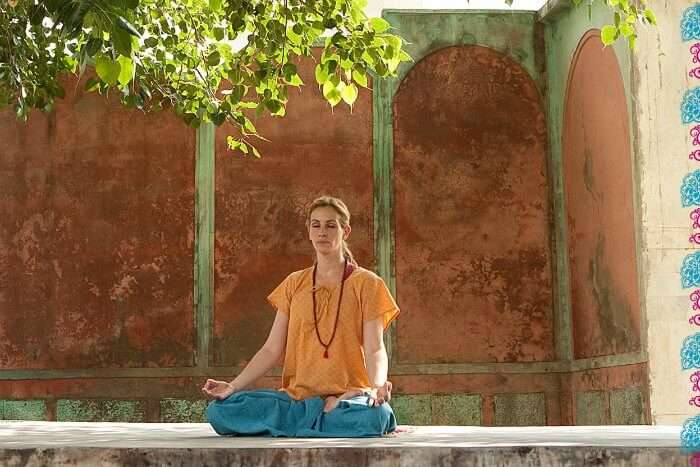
top-left (682, 253), bottom-right (700, 289)
top-left (682, 415), bottom-right (700, 451)
top-left (691, 370), bottom-right (700, 390)
top-left (691, 126), bottom-right (700, 146)
top-left (682, 88), bottom-right (700, 124)
top-left (682, 5), bottom-right (700, 42)
top-left (692, 43), bottom-right (700, 63)
top-left (681, 333), bottom-right (700, 370)
top-left (681, 170), bottom-right (700, 207)
top-left (692, 290), bottom-right (700, 310)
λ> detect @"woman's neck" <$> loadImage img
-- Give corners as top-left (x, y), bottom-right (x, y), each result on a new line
top-left (315, 253), bottom-right (345, 279)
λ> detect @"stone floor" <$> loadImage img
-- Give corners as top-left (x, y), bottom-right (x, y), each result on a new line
top-left (0, 422), bottom-right (691, 466)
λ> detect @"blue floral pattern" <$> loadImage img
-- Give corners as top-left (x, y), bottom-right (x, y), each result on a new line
top-left (683, 5), bottom-right (700, 42)
top-left (682, 333), bottom-right (700, 370)
top-left (683, 253), bottom-right (700, 289)
top-left (683, 88), bottom-right (700, 124)
top-left (683, 170), bottom-right (700, 207)
top-left (682, 415), bottom-right (700, 451)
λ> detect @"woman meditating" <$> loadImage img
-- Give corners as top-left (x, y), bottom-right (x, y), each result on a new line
top-left (202, 196), bottom-right (400, 437)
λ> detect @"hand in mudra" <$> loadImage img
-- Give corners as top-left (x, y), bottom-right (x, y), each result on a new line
top-left (201, 379), bottom-right (236, 400)
top-left (370, 380), bottom-right (392, 407)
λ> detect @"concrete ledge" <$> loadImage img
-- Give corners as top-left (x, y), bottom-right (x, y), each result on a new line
top-left (0, 446), bottom-right (690, 467)
top-left (0, 422), bottom-right (688, 466)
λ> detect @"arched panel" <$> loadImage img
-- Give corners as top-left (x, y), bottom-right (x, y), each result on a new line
top-left (393, 45), bottom-right (554, 364)
top-left (562, 31), bottom-right (641, 359)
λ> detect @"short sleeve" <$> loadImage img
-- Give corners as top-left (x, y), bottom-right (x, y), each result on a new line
top-left (267, 273), bottom-right (294, 315)
top-left (361, 275), bottom-right (400, 332)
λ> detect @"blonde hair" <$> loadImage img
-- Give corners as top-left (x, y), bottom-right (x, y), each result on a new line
top-left (306, 196), bottom-right (357, 266)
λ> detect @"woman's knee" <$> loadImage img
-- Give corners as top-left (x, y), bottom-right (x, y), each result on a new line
top-left (206, 400), bottom-right (234, 436)
top-left (371, 403), bottom-right (396, 432)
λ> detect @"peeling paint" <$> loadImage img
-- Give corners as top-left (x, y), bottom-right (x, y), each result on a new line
top-left (0, 73), bottom-right (196, 370)
top-left (393, 45), bottom-right (553, 364)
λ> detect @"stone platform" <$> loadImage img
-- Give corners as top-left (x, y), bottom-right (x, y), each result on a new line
top-left (0, 421), bottom-right (690, 466)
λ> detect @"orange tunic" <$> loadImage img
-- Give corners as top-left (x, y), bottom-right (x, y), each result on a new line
top-left (267, 266), bottom-right (400, 400)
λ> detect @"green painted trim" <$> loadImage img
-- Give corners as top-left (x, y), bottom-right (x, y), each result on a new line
top-left (0, 366), bottom-right (282, 380)
top-left (537, 0), bottom-right (571, 22)
top-left (569, 350), bottom-right (648, 372)
top-left (195, 123), bottom-right (216, 369)
top-left (382, 9), bottom-right (538, 14)
top-left (0, 350), bottom-right (645, 379)
top-left (383, 10), bottom-right (543, 88)
top-left (373, 73), bottom-right (397, 366)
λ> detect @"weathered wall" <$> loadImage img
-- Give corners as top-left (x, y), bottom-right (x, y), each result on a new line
top-left (0, 76), bottom-right (196, 370)
top-left (0, 74), bottom-right (197, 421)
top-left (562, 30), bottom-right (641, 359)
top-left (0, 5), bottom-right (668, 427)
top-left (393, 45), bottom-right (553, 365)
top-left (377, 11), bottom-right (564, 426)
top-left (541, 0), bottom-right (648, 424)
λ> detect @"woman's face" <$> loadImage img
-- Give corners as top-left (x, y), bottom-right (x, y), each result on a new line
top-left (308, 206), bottom-right (350, 257)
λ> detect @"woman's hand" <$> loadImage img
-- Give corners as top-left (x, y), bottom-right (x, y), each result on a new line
top-left (323, 395), bottom-right (340, 413)
top-left (371, 380), bottom-right (393, 407)
top-left (201, 379), bottom-right (237, 400)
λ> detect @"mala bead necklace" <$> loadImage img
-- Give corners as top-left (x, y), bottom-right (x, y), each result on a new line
top-left (312, 258), bottom-right (351, 359)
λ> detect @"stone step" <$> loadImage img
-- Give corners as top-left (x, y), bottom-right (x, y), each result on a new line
top-left (0, 422), bottom-right (689, 466)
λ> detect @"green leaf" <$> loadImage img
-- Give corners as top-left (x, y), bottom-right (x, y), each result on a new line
top-left (327, 88), bottom-right (342, 107)
top-left (341, 83), bottom-right (358, 106)
top-left (84, 38), bottom-right (102, 57)
top-left (619, 22), bottom-right (634, 38)
top-left (117, 55), bottom-right (134, 86)
top-left (644, 8), bottom-right (657, 25)
top-left (207, 51), bottom-right (221, 66)
top-left (600, 25), bottom-right (618, 45)
top-left (84, 77), bottom-right (100, 92)
top-left (322, 79), bottom-right (335, 99)
top-left (209, 0), bottom-right (222, 11)
top-left (265, 99), bottom-right (282, 113)
top-left (227, 136), bottom-right (241, 151)
top-left (352, 67), bottom-right (368, 88)
top-left (315, 64), bottom-right (329, 85)
top-left (117, 16), bottom-right (141, 37)
top-left (143, 36), bottom-right (158, 48)
top-left (369, 17), bottom-right (390, 33)
top-left (112, 27), bottom-right (132, 56)
top-left (95, 55), bottom-right (121, 86)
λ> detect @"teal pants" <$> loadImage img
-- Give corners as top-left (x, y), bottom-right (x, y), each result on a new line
top-left (206, 389), bottom-right (397, 438)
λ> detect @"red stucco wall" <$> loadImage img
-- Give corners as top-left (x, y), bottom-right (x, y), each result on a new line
top-left (393, 45), bottom-right (554, 364)
top-left (0, 75), bottom-right (196, 369)
top-left (563, 31), bottom-right (641, 359)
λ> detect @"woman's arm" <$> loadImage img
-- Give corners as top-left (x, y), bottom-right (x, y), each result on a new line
top-left (202, 310), bottom-right (288, 399)
top-left (363, 318), bottom-right (388, 389)
top-left (230, 310), bottom-right (289, 390)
